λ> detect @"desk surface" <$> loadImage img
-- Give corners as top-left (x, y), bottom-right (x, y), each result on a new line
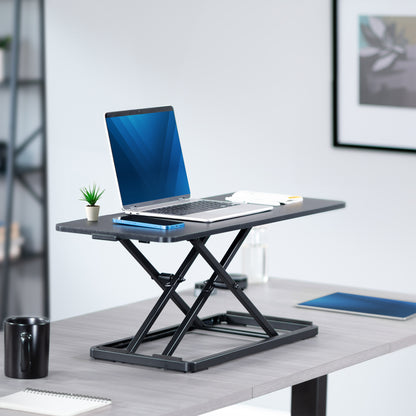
top-left (56, 196), bottom-right (345, 242)
top-left (1, 278), bottom-right (416, 416)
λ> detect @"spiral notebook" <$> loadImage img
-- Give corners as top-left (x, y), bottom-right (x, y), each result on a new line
top-left (0, 388), bottom-right (111, 416)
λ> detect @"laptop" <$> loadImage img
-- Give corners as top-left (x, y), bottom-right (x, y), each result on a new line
top-left (105, 106), bottom-right (273, 223)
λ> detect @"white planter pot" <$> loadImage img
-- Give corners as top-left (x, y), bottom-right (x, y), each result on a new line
top-left (85, 205), bottom-right (100, 221)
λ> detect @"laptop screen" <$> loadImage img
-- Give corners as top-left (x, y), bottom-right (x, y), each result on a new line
top-left (105, 106), bottom-right (190, 207)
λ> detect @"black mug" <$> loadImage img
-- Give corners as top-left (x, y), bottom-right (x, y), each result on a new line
top-left (3, 316), bottom-right (50, 379)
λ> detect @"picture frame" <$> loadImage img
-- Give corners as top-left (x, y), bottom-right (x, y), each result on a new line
top-left (333, 0), bottom-right (416, 153)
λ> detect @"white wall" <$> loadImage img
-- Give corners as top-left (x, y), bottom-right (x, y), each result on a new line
top-left (45, 1), bottom-right (416, 415)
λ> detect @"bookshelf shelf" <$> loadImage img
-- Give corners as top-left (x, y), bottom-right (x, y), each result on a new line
top-left (0, 0), bottom-right (48, 321)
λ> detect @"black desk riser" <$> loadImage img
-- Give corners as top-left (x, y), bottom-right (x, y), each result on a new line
top-left (56, 195), bottom-right (345, 373)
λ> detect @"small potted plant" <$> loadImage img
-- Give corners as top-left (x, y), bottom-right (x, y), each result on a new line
top-left (80, 184), bottom-right (105, 221)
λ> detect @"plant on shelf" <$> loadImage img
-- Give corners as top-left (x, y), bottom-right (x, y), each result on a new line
top-left (0, 36), bottom-right (11, 50)
top-left (80, 184), bottom-right (105, 222)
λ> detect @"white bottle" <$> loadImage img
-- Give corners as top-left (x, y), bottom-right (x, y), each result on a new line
top-left (242, 226), bottom-right (268, 284)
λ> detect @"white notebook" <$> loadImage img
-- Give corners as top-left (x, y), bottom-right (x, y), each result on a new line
top-left (0, 388), bottom-right (111, 416)
top-left (226, 190), bottom-right (303, 206)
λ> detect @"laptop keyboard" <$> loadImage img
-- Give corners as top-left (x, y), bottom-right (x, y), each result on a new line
top-left (146, 200), bottom-right (234, 216)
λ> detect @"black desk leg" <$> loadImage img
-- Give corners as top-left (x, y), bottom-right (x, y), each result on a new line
top-left (291, 375), bottom-right (327, 416)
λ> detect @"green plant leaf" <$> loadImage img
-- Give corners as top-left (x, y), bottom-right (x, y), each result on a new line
top-left (0, 36), bottom-right (12, 50)
top-left (80, 184), bottom-right (104, 206)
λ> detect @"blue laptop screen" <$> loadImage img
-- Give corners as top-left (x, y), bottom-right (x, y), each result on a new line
top-left (106, 108), bottom-right (190, 207)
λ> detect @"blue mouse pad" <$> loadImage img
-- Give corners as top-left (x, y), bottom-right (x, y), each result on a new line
top-left (297, 292), bottom-right (416, 320)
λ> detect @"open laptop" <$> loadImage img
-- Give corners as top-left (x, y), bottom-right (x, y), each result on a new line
top-left (105, 106), bottom-right (273, 222)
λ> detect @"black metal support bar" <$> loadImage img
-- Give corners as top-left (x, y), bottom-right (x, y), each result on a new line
top-left (119, 239), bottom-right (160, 278)
top-left (38, 0), bottom-right (49, 318)
top-left (291, 375), bottom-right (327, 416)
top-left (90, 311), bottom-right (318, 372)
top-left (126, 274), bottom-right (183, 353)
top-left (1, 0), bottom-right (49, 322)
top-left (119, 238), bottom-right (208, 328)
top-left (15, 125), bottom-right (42, 157)
top-left (1, 0), bottom-right (22, 323)
top-left (16, 172), bottom-right (43, 203)
top-left (226, 310), bottom-right (308, 331)
top-left (202, 326), bottom-right (268, 339)
top-left (191, 236), bottom-right (278, 338)
top-left (126, 236), bottom-right (210, 352)
top-left (161, 229), bottom-right (252, 356)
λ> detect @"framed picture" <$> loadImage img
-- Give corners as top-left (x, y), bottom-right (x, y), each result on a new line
top-left (333, 0), bottom-right (416, 152)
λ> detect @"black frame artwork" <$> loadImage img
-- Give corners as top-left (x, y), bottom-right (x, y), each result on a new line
top-left (333, 0), bottom-right (416, 153)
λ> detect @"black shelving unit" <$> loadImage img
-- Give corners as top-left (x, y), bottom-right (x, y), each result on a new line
top-left (0, 0), bottom-right (48, 322)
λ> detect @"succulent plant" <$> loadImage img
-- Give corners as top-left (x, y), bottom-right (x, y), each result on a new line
top-left (80, 184), bottom-right (104, 207)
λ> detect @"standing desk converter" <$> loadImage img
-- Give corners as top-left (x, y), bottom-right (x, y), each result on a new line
top-left (56, 196), bottom-right (345, 373)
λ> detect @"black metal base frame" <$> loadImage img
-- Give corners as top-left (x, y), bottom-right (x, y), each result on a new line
top-left (90, 228), bottom-right (318, 372)
top-left (91, 311), bottom-right (317, 373)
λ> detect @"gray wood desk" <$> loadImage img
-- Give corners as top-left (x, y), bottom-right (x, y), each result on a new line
top-left (1, 278), bottom-right (416, 416)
